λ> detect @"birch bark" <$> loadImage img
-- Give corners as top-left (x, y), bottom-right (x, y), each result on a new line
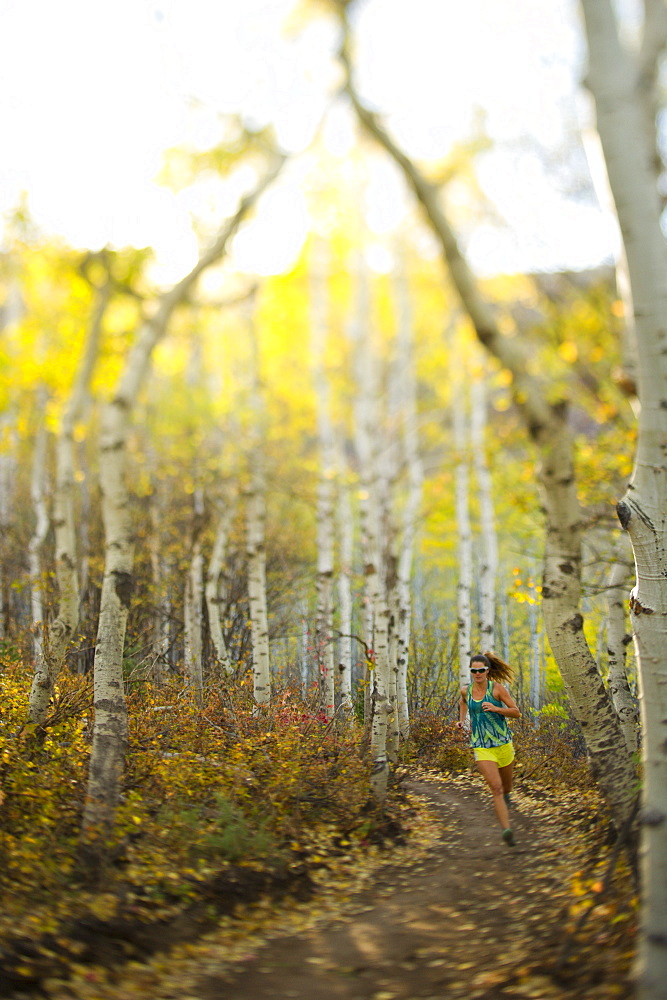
top-left (605, 539), bottom-right (638, 754)
top-left (349, 258), bottom-right (392, 796)
top-left (246, 468), bottom-right (270, 707)
top-left (337, 475), bottom-right (354, 710)
top-left (581, 3), bottom-right (667, 991)
top-left (528, 594), bottom-right (541, 715)
top-left (393, 263), bottom-right (424, 739)
top-left (245, 307), bottom-right (271, 710)
top-left (0, 425), bottom-right (15, 639)
top-left (206, 498), bottom-right (235, 675)
top-left (310, 244), bottom-right (336, 719)
top-left (28, 419), bottom-right (49, 675)
top-left (471, 378), bottom-right (498, 648)
top-left (149, 477), bottom-right (171, 685)
top-left (452, 365), bottom-right (472, 688)
top-left (184, 489), bottom-right (205, 701)
top-left (81, 159), bottom-right (284, 856)
top-left (29, 282), bottom-right (107, 723)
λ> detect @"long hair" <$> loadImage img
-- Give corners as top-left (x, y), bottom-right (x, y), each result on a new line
top-left (470, 651), bottom-right (513, 684)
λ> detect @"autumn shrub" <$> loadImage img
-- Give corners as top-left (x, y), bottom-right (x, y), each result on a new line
top-left (406, 710), bottom-right (471, 771)
top-left (0, 662), bottom-right (90, 906)
top-left (0, 658), bottom-right (403, 948)
top-left (512, 708), bottom-right (595, 790)
top-left (115, 684), bottom-right (377, 892)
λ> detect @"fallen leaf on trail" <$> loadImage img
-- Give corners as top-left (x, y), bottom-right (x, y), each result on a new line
top-left (473, 969), bottom-right (509, 987)
top-left (503, 974), bottom-right (564, 997)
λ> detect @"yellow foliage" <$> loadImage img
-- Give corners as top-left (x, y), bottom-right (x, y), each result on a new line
top-left (558, 341), bottom-right (578, 362)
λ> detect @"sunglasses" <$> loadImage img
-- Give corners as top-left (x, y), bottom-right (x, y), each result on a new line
top-left (470, 667), bottom-right (488, 674)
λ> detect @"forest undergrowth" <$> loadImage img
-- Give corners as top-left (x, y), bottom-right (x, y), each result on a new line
top-left (0, 650), bottom-right (638, 998)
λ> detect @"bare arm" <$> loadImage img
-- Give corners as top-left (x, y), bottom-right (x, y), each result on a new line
top-left (456, 687), bottom-right (468, 728)
top-left (482, 683), bottom-right (521, 719)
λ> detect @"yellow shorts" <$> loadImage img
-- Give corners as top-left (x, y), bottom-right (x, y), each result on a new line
top-left (473, 742), bottom-right (515, 767)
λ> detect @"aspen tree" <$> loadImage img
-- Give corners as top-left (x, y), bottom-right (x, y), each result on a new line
top-left (605, 538), bottom-right (638, 754)
top-left (184, 488), bottom-right (205, 701)
top-left (349, 258), bottom-right (392, 798)
top-left (29, 278), bottom-right (107, 724)
top-left (310, 242), bottom-right (336, 718)
top-left (336, 474), bottom-right (354, 709)
top-left (338, 21), bottom-right (636, 831)
top-left (80, 157), bottom-right (284, 858)
top-left (244, 300), bottom-right (271, 709)
top-left (0, 278), bottom-right (22, 640)
top-left (392, 260), bottom-right (424, 738)
top-left (348, 261), bottom-right (374, 714)
top-left (378, 363), bottom-right (401, 761)
top-left (206, 497), bottom-right (236, 675)
top-left (580, 2), bottom-right (667, 991)
top-left (528, 592), bottom-right (542, 714)
top-left (28, 419), bottom-right (49, 674)
top-left (451, 354), bottom-right (473, 688)
top-left (148, 474), bottom-right (171, 685)
top-left (471, 377), bottom-right (498, 648)
top-left (0, 423), bottom-right (15, 639)
top-left (298, 599), bottom-right (310, 692)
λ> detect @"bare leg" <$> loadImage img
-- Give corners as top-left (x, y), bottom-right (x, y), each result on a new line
top-left (499, 760), bottom-right (514, 796)
top-left (476, 759), bottom-right (510, 830)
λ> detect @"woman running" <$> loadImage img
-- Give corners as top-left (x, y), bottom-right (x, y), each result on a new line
top-left (456, 651), bottom-right (521, 846)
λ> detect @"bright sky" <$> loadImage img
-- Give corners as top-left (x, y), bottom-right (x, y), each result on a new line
top-left (0, 0), bottom-right (619, 280)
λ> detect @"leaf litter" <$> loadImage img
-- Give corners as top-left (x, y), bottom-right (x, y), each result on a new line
top-left (32, 769), bottom-right (636, 1000)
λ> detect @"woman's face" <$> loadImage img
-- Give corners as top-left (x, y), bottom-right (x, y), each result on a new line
top-left (470, 664), bottom-right (488, 680)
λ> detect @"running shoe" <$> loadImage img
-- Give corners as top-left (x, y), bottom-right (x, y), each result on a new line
top-left (502, 828), bottom-right (515, 847)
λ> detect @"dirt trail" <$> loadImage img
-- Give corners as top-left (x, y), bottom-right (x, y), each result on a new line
top-left (186, 777), bottom-right (631, 1000)
top-left (38, 774), bottom-right (632, 1000)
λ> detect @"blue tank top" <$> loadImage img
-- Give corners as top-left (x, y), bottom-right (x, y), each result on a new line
top-left (467, 681), bottom-right (512, 749)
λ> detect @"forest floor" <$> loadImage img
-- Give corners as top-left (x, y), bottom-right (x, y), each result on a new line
top-left (22, 769), bottom-right (636, 1000)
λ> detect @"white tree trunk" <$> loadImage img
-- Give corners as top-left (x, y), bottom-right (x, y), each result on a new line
top-left (0, 421), bottom-right (16, 640)
top-left (29, 282), bottom-right (107, 722)
top-left (386, 580), bottom-right (401, 757)
top-left (149, 479), bottom-right (171, 685)
top-left (310, 245), bottom-right (336, 719)
top-left (299, 599), bottom-right (310, 693)
top-left (82, 377), bottom-right (133, 852)
top-left (337, 477), bottom-right (354, 710)
top-left (315, 476), bottom-right (336, 717)
top-left (206, 498), bottom-right (235, 675)
top-left (471, 378), bottom-right (498, 648)
top-left (246, 309), bottom-right (271, 710)
top-left (184, 489), bottom-right (205, 701)
top-left (393, 261), bottom-right (424, 739)
top-left (349, 257), bottom-right (392, 793)
top-left (528, 595), bottom-right (541, 716)
top-left (581, 4), bottom-right (667, 992)
top-left (246, 469), bottom-right (270, 708)
top-left (452, 368), bottom-right (472, 687)
top-left (82, 160), bottom-right (284, 854)
top-left (606, 537), bottom-right (638, 753)
top-left (538, 409), bottom-right (636, 823)
top-left (379, 393), bottom-right (401, 764)
top-left (28, 420), bottom-right (49, 671)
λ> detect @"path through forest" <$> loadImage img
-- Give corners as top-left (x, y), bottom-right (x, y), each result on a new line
top-left (46, 773), bottom-right (633, 1000)
top-left (190, 777), bottom-right (632, 1000)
